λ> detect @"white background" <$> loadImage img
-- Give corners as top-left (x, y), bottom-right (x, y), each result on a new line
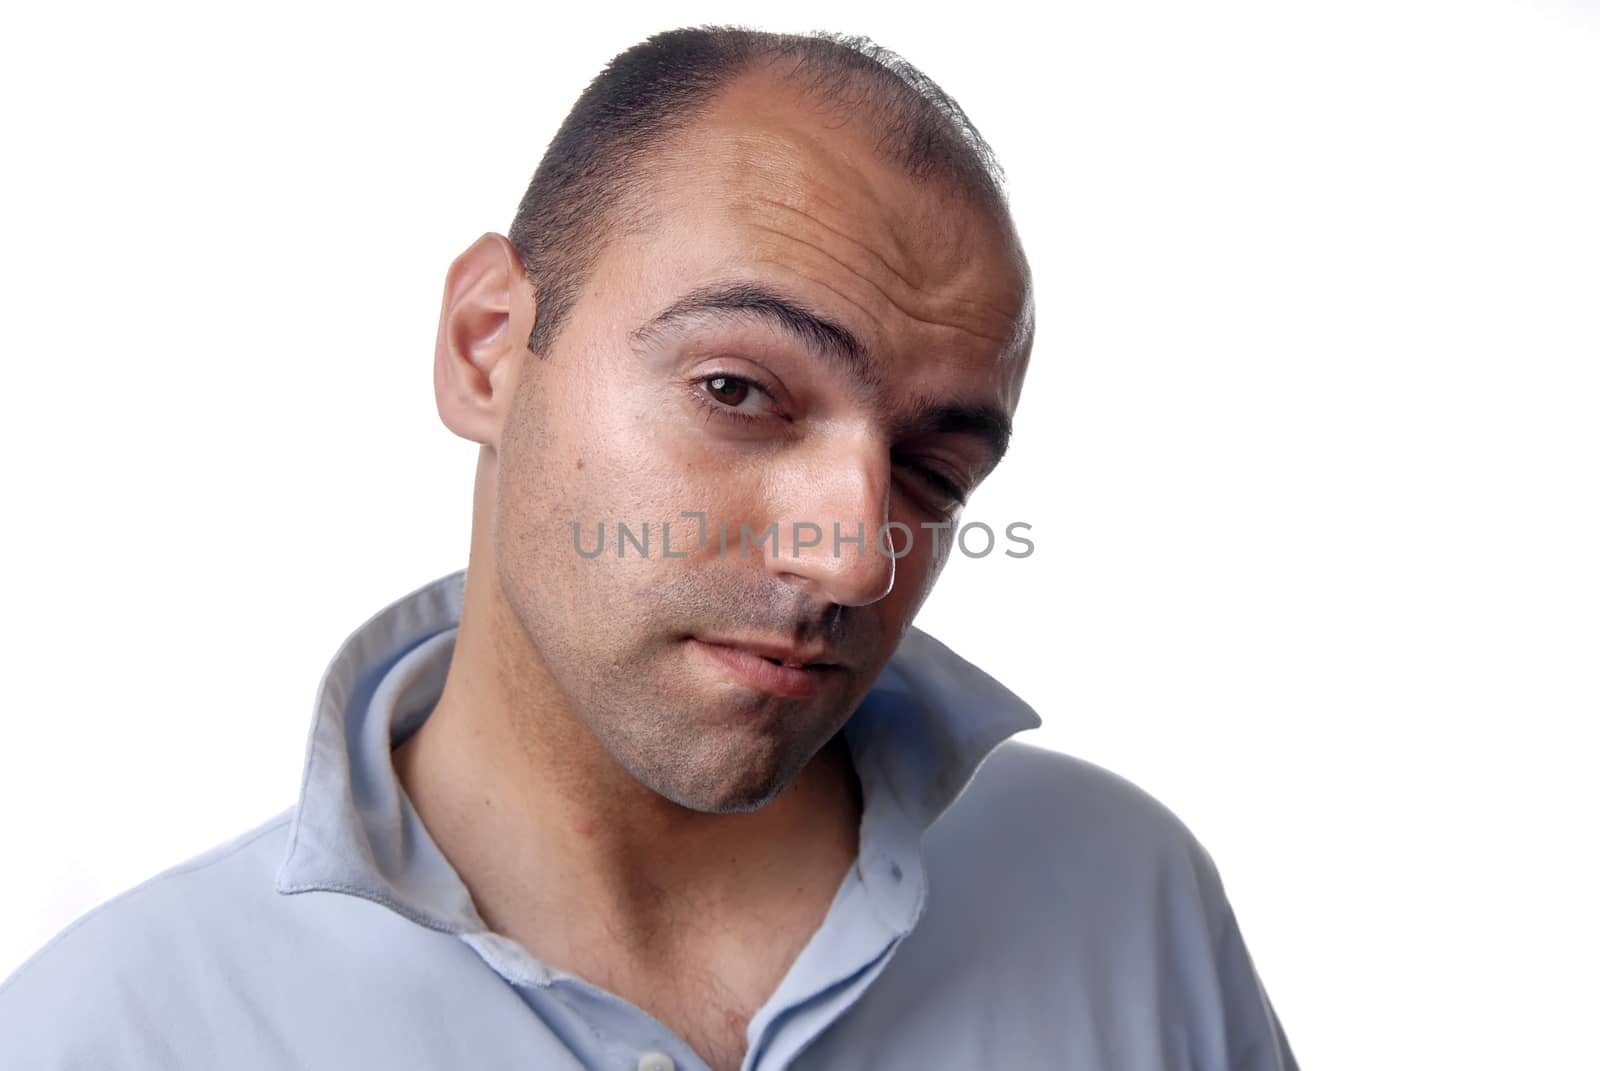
top-left (3, 0), bottom-right (1596, 1065)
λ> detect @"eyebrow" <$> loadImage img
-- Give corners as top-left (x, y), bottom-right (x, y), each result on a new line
top-left (629, 280), bottom-right (880, 389)
top-left (629, 279), bottom-right (1013, 468)
top-left (896, 395), bottom-right (1013, 474)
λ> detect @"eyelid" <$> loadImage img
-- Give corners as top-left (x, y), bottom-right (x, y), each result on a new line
top-left (687, 371), bottom-right (789, 430)
top-left (893, 445), bottom-right (968, 490)
top-left (917, 468), bottom-right (969, 508)
top-left (688, 352), bottom-right (790, 407)
top-left (700, 370), bottom-right (780, 411)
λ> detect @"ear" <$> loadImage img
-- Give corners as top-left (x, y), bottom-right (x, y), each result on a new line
top-left (433, 233), bottom-right (537, 448)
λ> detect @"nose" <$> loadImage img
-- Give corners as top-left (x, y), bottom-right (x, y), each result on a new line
top-left (762, 435), bottom-right (897, 608)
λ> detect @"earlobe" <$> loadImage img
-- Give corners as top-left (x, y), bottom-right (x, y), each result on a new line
top-left (433, 233), bottom-right (535, 447)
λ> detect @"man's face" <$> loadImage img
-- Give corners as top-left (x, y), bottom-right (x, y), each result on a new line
top-left (493, 73), bottom-right (1032, 814)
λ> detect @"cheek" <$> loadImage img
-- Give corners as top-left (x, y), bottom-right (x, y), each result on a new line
top-left (606, 406), bottom-right (762, 525)
top-left (894, 533), bottom-right (948, 616)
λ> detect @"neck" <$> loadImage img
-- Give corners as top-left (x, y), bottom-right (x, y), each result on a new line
top-left (392, 511), bottom-right (863, 971)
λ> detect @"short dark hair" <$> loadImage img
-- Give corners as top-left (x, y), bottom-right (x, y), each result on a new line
top-left (507, 25), bottom-right (1013, 359)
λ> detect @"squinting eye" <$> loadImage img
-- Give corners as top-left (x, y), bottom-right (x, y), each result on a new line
top-left (893, 455), bottom-right (970, 516)
top-left (916, 470), bottom-right (968, 514)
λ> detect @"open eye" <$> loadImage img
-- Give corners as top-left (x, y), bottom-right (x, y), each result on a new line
top-left (693, 373), bottom-right (779, 424)
top-left (704, 375), bottom-right (756, 407)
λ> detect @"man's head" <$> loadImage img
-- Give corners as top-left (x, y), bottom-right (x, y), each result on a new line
top-left (434, 26), bottom-right (1034, 816)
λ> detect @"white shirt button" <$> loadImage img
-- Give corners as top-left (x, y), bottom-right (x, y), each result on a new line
top-left (637, 1052), bottom-right (676, 1071)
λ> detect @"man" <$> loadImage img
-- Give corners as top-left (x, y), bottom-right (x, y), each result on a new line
top-left (1, 25), bottom-right (1298, 1071)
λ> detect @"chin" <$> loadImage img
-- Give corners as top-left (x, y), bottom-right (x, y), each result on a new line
top-left (699, 780), bottom-right (791, 815)
top-left (632, 744), bottom-right (799, 815)
top-left (660, 766), bottom-right (791, 815)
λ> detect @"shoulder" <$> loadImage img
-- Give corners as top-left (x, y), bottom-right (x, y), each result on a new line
top-left (952, 740), bottom-right (1219, 866)
top-left (920, 743), bottom-right (1300, 1069)
top-left (0, 811), bottom-right (294, 1062)
top-left (3, 810), bottom-right (293, 988)
top-left (931, 740), bottom-right (1233, 925)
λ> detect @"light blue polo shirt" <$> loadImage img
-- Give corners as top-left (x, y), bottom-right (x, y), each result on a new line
top-left (0, 569), bottom-right (1298, 1070)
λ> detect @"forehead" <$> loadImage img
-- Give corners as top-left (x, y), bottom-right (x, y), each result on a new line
top-left (615, 71), bottom-right (1031, 404)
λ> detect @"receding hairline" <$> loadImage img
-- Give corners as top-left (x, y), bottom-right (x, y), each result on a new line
top-left (575, 58), bottom-right (1014, 235)
top-left (592, 60), bottom-right (1032, 304)
top-left (509, 25), bottom-right (1025, 360)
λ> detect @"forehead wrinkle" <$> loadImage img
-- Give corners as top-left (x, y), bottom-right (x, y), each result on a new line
top-left (750, 192), bottom-right (920, 287)
top-left (742, 194), bottom-right (1021, 347)
top-left (752, 192), bottom-right (1005, 320)
top-left (744, 218), bottom-right (1013, 349)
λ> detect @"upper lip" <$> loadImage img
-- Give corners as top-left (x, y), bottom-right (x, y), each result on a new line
top-left (697, 636), bottom-right (843, 669)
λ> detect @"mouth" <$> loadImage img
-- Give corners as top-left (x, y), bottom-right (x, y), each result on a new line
top-left (687, 638), bottom-right (843, 699)
top-left (757, 653), bottom-right (830, 669)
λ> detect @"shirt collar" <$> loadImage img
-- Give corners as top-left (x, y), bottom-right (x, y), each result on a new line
top-left (274, 568), bottom-right (1041, 936)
